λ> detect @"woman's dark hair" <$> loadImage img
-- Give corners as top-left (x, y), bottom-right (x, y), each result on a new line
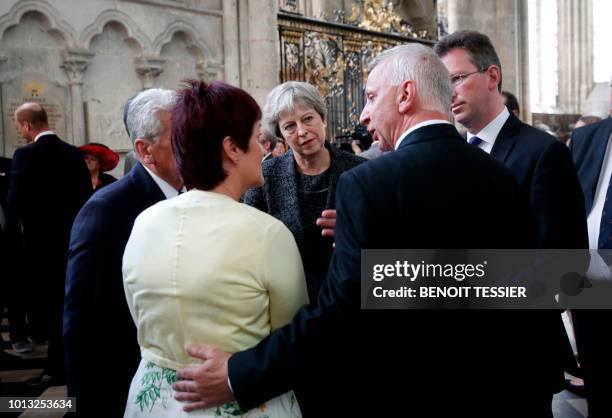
top-left (172, 80), bottom-right (262, 190)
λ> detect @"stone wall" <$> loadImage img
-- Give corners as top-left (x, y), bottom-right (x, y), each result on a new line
top-left (0, 0), bottom-right (278, 177)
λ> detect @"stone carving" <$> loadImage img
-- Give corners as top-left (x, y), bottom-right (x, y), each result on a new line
top-left (135, 55), bottom-right (166, 88)
top-left (1, 73), bottom-right (68, 156)
top-left (85, 99), bottom-right (131, 151)
top-left (62, 49), bottom-right (93, 85)
top-left (278, 0), bottom-right (299, 13)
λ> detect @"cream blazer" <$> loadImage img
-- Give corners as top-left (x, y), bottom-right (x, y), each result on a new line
top-left (123, 190), bottom-right (308, 370)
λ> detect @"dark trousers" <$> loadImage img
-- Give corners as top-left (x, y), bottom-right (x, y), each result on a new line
top-left (2, 232), bottom-right (38, 343)
top-left (30, 259), bottom-right (67, 379)
top-left (572, 309), bottom-right (612, 418)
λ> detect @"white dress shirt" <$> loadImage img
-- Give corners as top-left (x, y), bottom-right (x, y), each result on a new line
top-left (466, 107), bottom-right (510, 154)
top-left (142, 165), bottom-right (184, 199)
top-left (34, 130), bottom-right (55, 142)
top-left (586, 131), bottom-right (612, 249)
top-left (395, 119), bottom-right (453, 150)
top-left (585, 131), bottom-right (612, 280)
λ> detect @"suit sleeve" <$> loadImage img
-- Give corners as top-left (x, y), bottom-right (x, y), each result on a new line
top-left (531, 140), bottom-right (588, 248)
top-left (4, 148), bottom-right (29, 235)
top-left (63, 198), bottom-right (108, 396)
top-left (228, 170), bottom-right (369, 409)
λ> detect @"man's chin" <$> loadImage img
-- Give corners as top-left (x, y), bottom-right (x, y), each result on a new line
top-left (452, 112), bottom-right (470, 128)
top-left (379, 140), bottom-right (394, 152)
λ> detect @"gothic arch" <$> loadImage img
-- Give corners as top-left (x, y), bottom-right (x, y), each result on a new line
top-left (79, 9), bottom-right (150, 52)
top-left (152, 20), bottom-right (212, 61)
top-left (0, 0), bottom-right (76, 47)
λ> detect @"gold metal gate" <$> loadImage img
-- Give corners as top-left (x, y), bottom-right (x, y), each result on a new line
top-left (278, 8), bottom-right (434, 143)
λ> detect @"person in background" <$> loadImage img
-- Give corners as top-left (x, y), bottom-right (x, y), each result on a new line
top-left (6, 102), bottom-right (91, 387)
top-left (569, 102), bottom-right (612, 417)
top-left (271, 136), bottom-right (288, 157)
top-left (575, 115), bottom-right (602, 129)
top-left (435, 30), bottom-right (587, 249)
top-left (80, 142), bottom-right (119, 191)
top-left (502, 90), bottom-right (520, 118)
top-left (243, 81), bottom-right (365, 302)
top-left (435, 29), bottom-right (588, 416)
top-left (258, 129), bottom-right (278, 162)
top-left (123, 79), bottom-right (306, 417)
top-left (64, 88), bottom-right (181, 417)
top-left (349, 124), bottom-right (374, 155)
top-left (122, 96), bottom-right (138, 175)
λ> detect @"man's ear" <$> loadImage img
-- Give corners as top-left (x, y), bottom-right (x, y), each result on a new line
top-left (221, 136), bottom-right (240, 164)
top-left (398, 80), bottom-right (416, 114)
top-left (134, 138), bottom-right (154, 164)
top-left (486, 65), bottom-right (502, 92)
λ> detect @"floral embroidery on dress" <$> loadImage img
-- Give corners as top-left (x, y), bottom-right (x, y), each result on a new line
top-left (134, 362), bottom-right (177, 412)
top-left (132, 362), bottom-right (299, 417)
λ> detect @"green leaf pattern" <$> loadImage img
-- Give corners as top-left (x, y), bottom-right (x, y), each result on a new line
top-left (134, 362), bottom-right (299, 417)
top-left (135, 362), bottom-right (178, 413)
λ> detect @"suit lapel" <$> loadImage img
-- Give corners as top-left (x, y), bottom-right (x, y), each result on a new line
top-left (490, 113), bottom-right (520, 163)
top-left (582, 120), bottom-right (612, 213)
top-left (325, 143), bottom-right (340, 209)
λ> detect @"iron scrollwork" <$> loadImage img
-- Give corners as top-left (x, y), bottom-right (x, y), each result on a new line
top-left (278, 9), bottom-right (433, 143)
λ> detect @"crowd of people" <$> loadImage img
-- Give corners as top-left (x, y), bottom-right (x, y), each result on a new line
top-left (0, 29), bottom-right (611, 417)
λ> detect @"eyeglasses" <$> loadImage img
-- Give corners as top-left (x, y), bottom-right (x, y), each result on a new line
top-left (450, 68), bottom-right (486, 86)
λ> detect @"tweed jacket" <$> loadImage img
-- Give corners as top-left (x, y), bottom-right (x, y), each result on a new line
top-left (244, 142), bottom-right (365, 249)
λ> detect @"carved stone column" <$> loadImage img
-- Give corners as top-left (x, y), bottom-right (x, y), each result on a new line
top-left (135, 56), bottom-right (166, 89)
top-left (223, 0), bottom-right (241, 85)
top-left (232, 0), bottom-right (279, 105)
top-left (62, 49), bottom-right (94, 146)
top-left (557, 0), bottom-right (593, 113)
top-left (395, 0), bottom-right (437, 37)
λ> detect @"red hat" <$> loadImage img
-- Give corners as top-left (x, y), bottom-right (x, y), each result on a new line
top-left (80, 143), bottom-right (119, 172)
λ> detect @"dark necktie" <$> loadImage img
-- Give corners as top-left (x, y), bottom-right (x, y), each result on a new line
top-left (468, 136), bottom-right (482, 147)
top-left (598, 171), bottom-right (612, 250)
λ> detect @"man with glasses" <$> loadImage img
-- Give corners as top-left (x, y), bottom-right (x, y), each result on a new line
top-left (435, 30), bottom-right (587, 249)
top-left (435, 31), bottom-right (588, 415)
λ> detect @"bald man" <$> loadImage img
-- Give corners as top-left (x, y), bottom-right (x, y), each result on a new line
top-left (5, 102), bottom-right (91, 387)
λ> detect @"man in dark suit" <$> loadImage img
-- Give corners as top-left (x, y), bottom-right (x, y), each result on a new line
top-left (434, 30), bottom-right (587, 412)
top-left (63, 88), bottom-right (182, 417)
top-left (569, 116), bottom-right (612, 417)
top-left (258, 129), bottom-right (277, 162)
top-left (0, 156), bottom-right (29, 353)
top-left (5, 103), bottom-right (91, 386)
top-left (172, 44), bottom-right (556, 417)
top-left (434, 30), bottom-right (587, 249)
top-left (0, 156), bottom-right (11, 347)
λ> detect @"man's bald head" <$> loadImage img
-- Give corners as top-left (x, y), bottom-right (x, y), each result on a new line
top-left (15, 102), bottom-right (48, 126)
top-left (14, 102), bottom-right (49, 143)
